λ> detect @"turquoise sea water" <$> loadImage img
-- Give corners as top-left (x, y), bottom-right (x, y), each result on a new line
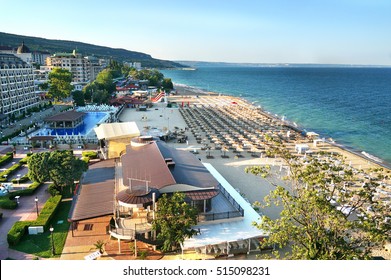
top-left (162, 66), bottom-right (391, 165)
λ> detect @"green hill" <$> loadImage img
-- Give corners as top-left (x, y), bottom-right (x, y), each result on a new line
top-left (0, 32), bottom-right (183, 68)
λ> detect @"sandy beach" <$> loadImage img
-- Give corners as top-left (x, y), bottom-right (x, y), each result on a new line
top-left (118, 86), bottom-right (391, 225)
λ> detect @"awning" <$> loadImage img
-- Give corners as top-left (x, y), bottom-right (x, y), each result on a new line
top-left (68, 159), bottom-right (115, 222)
top-left (94, 122), bottom-right (140, 140)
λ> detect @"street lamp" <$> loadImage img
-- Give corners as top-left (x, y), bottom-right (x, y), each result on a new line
top-left (49, 225), bottom-right (55, 256)
top-left (35, 196), bottom-right (39, 217)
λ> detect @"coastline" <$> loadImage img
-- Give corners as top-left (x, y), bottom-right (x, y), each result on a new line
top-left (171, 83), bottom-right (391, 171)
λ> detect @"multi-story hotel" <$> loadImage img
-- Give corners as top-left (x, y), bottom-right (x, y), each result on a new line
top-left (46, 50), bottom-right (91, 83)
top-left (46, 51), bottom-right (103, 84)
top-left (0, 53), bottom-right (40, 116)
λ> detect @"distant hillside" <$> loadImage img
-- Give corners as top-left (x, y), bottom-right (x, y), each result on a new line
top-left (0, 32), bottom-right (184, 68)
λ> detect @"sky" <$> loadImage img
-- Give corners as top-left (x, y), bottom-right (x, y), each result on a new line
top-left (1, 0), bottom-right (391, 65)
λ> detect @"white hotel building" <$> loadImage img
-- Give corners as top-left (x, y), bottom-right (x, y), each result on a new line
top-left (0, 53), bottom-right (40, 117)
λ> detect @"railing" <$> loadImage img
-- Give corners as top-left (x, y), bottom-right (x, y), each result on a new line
top-left (219, 184), bottom-right (244, 215)
top-left (109, 224), bottom-right (135, 238)
top-left (197, 185), bottom-right (244, 222)
top-left (135, 233), bottom-right (162, 246)
top-left (198, 210), bottom-right (243, 222)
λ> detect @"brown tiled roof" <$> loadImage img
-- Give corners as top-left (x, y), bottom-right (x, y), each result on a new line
top-left (121, 142), bottom-right (176, 189)
top-left (68, 159), bottom-right (115, 222)
top-left (44, 111), bottom-right (85, 122)
top-left (185, 190), bottom-right (219, 201)
top-left (117, 188), bottom-right (160, 206)
top-left (121, 140), bottom-right (220, 192)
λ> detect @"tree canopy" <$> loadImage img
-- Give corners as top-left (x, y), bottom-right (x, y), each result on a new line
top-left (128, 69), bottom-right (164, 87)
top-left (162, 78), bottom-right (174, 92)
top-left (245, 136), bottom-right (390, 259)
top-left (152, 192), bottom-right (198, 252)
top-left (27, 150), bottom-right (88, 194)
top-left (47, 67), bottom-right (74, 101)
top-left (72, 90), bottom-right (85, 106)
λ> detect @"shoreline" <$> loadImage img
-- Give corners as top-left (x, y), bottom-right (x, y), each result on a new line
top-left (171, 83), bottom-right (391, 171)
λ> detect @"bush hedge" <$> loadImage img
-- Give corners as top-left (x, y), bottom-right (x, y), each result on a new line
top-left (48, 183), bottom-right (61, 197)
top-left (81, 151), bottom-right (98, 159)
top-left (0, 163), bottom-right (23, 183)
top-left (11, 174), bottom-right (30, 184)
top-left (0, 153), bottom-right (13, 167)
top-left (0, 182), bottom-right (42, 209)
top-left (19, 153), bottom-right (32, 165)
top-left (7, 195), bottom-right (62, 246)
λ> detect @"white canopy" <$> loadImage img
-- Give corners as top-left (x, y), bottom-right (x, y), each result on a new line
top-left (183, 163), bottom-right (267, 249)
top-left (94, 122), bottom-right (140, 140)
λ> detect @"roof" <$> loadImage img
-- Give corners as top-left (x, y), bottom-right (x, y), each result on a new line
top-left (94, 122), bottom-right (140, 140)
top-left (68, 159), bottom-right (116, 222)
top-left (121, 141), bottom-right (219, 192)
top-left (117, 188), bottom-right (160, 207)
top-left (185, 190), bottom-right (219, 201)
top-left (44, 111), bottom-right (85, 122)
top-left (183, 163), bottom-right (267, 249)
top-left (121, 142), bottom-right (176, 189)
top-left (17, 42), bottom-right (30, 54)
top-left (156, 141), bottom-right (219, 189)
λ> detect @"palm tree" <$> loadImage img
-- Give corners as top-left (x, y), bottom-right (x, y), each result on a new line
top-left (93, 240), bottom-right (106, 254)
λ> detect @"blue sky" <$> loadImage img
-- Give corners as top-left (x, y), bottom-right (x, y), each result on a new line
top-left (1, 0), bottom-right (391, 65)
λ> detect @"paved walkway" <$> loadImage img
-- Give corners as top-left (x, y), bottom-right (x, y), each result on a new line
top-left (1, 104), bottom-right (67, 143)
top-left (0, 154), bottom-right (51, 260)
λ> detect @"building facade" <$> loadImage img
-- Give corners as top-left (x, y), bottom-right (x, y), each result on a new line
top-left (0, 53), bottom-right (40, 116)
top-left (46, 50), bottom-right (91, 83)
top-left (46, 51), bottom-right (104, 84)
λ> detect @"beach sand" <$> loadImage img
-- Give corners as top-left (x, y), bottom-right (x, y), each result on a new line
top-left (119, 88), bottom-right (391, 259)
top-left (119, 90), bottom-right (390, 213)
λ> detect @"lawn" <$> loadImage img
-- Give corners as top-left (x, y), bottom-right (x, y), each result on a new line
top-left (10, 200), bottom-right (72, 258)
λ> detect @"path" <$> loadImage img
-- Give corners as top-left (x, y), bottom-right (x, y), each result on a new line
top-left (0, 181), bottom-right (50, 260)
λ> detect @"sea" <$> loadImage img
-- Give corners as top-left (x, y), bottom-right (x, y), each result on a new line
top-left (161, 66), bottom-right (391, 166)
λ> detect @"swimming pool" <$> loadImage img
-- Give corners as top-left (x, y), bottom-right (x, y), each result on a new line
top-left (49, 112), bottom-right (108, 136)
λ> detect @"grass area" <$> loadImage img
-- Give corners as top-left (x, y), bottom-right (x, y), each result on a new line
top-left (10, 200), bottom-right (72, 258)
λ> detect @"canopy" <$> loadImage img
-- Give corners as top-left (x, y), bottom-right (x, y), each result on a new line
top-left (94, 122), bottom-right (140, 140)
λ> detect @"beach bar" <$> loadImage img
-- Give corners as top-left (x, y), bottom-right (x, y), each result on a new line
top-left (44, 111), bottom-right (86, 129)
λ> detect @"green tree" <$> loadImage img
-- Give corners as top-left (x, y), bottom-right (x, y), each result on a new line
top-left (27, 152), bottom-right (51, 183)
top-left (82, 82), bottom-right (98, 102)
top-left (162, 78), bottom-right (174, 92)
top-left (92, 89), bottom-right (110, 104)
top-left (38, 82), bottom-right (49, 91)
top-left (28, 151), bottom-right (88, 194)
top-left (152, 192), bottom-right (198, 252)
top-left (72, 90), bottom-right (85, 106)
top-left (95, 69), bottom-right (116, 96)
top-left (47, 68), bottom-right (74, 101)
top-left (245, 137), bottom-right (390, 259)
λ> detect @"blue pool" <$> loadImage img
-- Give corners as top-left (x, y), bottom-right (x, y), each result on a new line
top-left (49, 112), bottom-right (108, 136)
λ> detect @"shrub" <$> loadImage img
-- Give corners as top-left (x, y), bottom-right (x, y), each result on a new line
top-left (0, 199), bottom-right (17, 209)
top-left (0, 163), bottom-right (23, 182)
top-left (81, 157), bottom-right (90, 164)
top-left (138, 250), bottom-right (148, 260)
top-left (0, 153), bottom-right (13, 167)
top-left (7, 195), bottom-right (62, 246)
top-left (82, 151), bottom-right (98, 159)
top-left (11, 174), bottom-right (30, 184)
top-left (48, 184), bottom-right (61, 197)
top-left (7, 221), bottom-right (31, 246)
top-left (1, 182), bottom-right (42, 209)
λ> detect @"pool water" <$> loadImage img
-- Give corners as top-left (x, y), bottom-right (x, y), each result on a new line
top-left (49, 112), bottom-right (108, 136)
